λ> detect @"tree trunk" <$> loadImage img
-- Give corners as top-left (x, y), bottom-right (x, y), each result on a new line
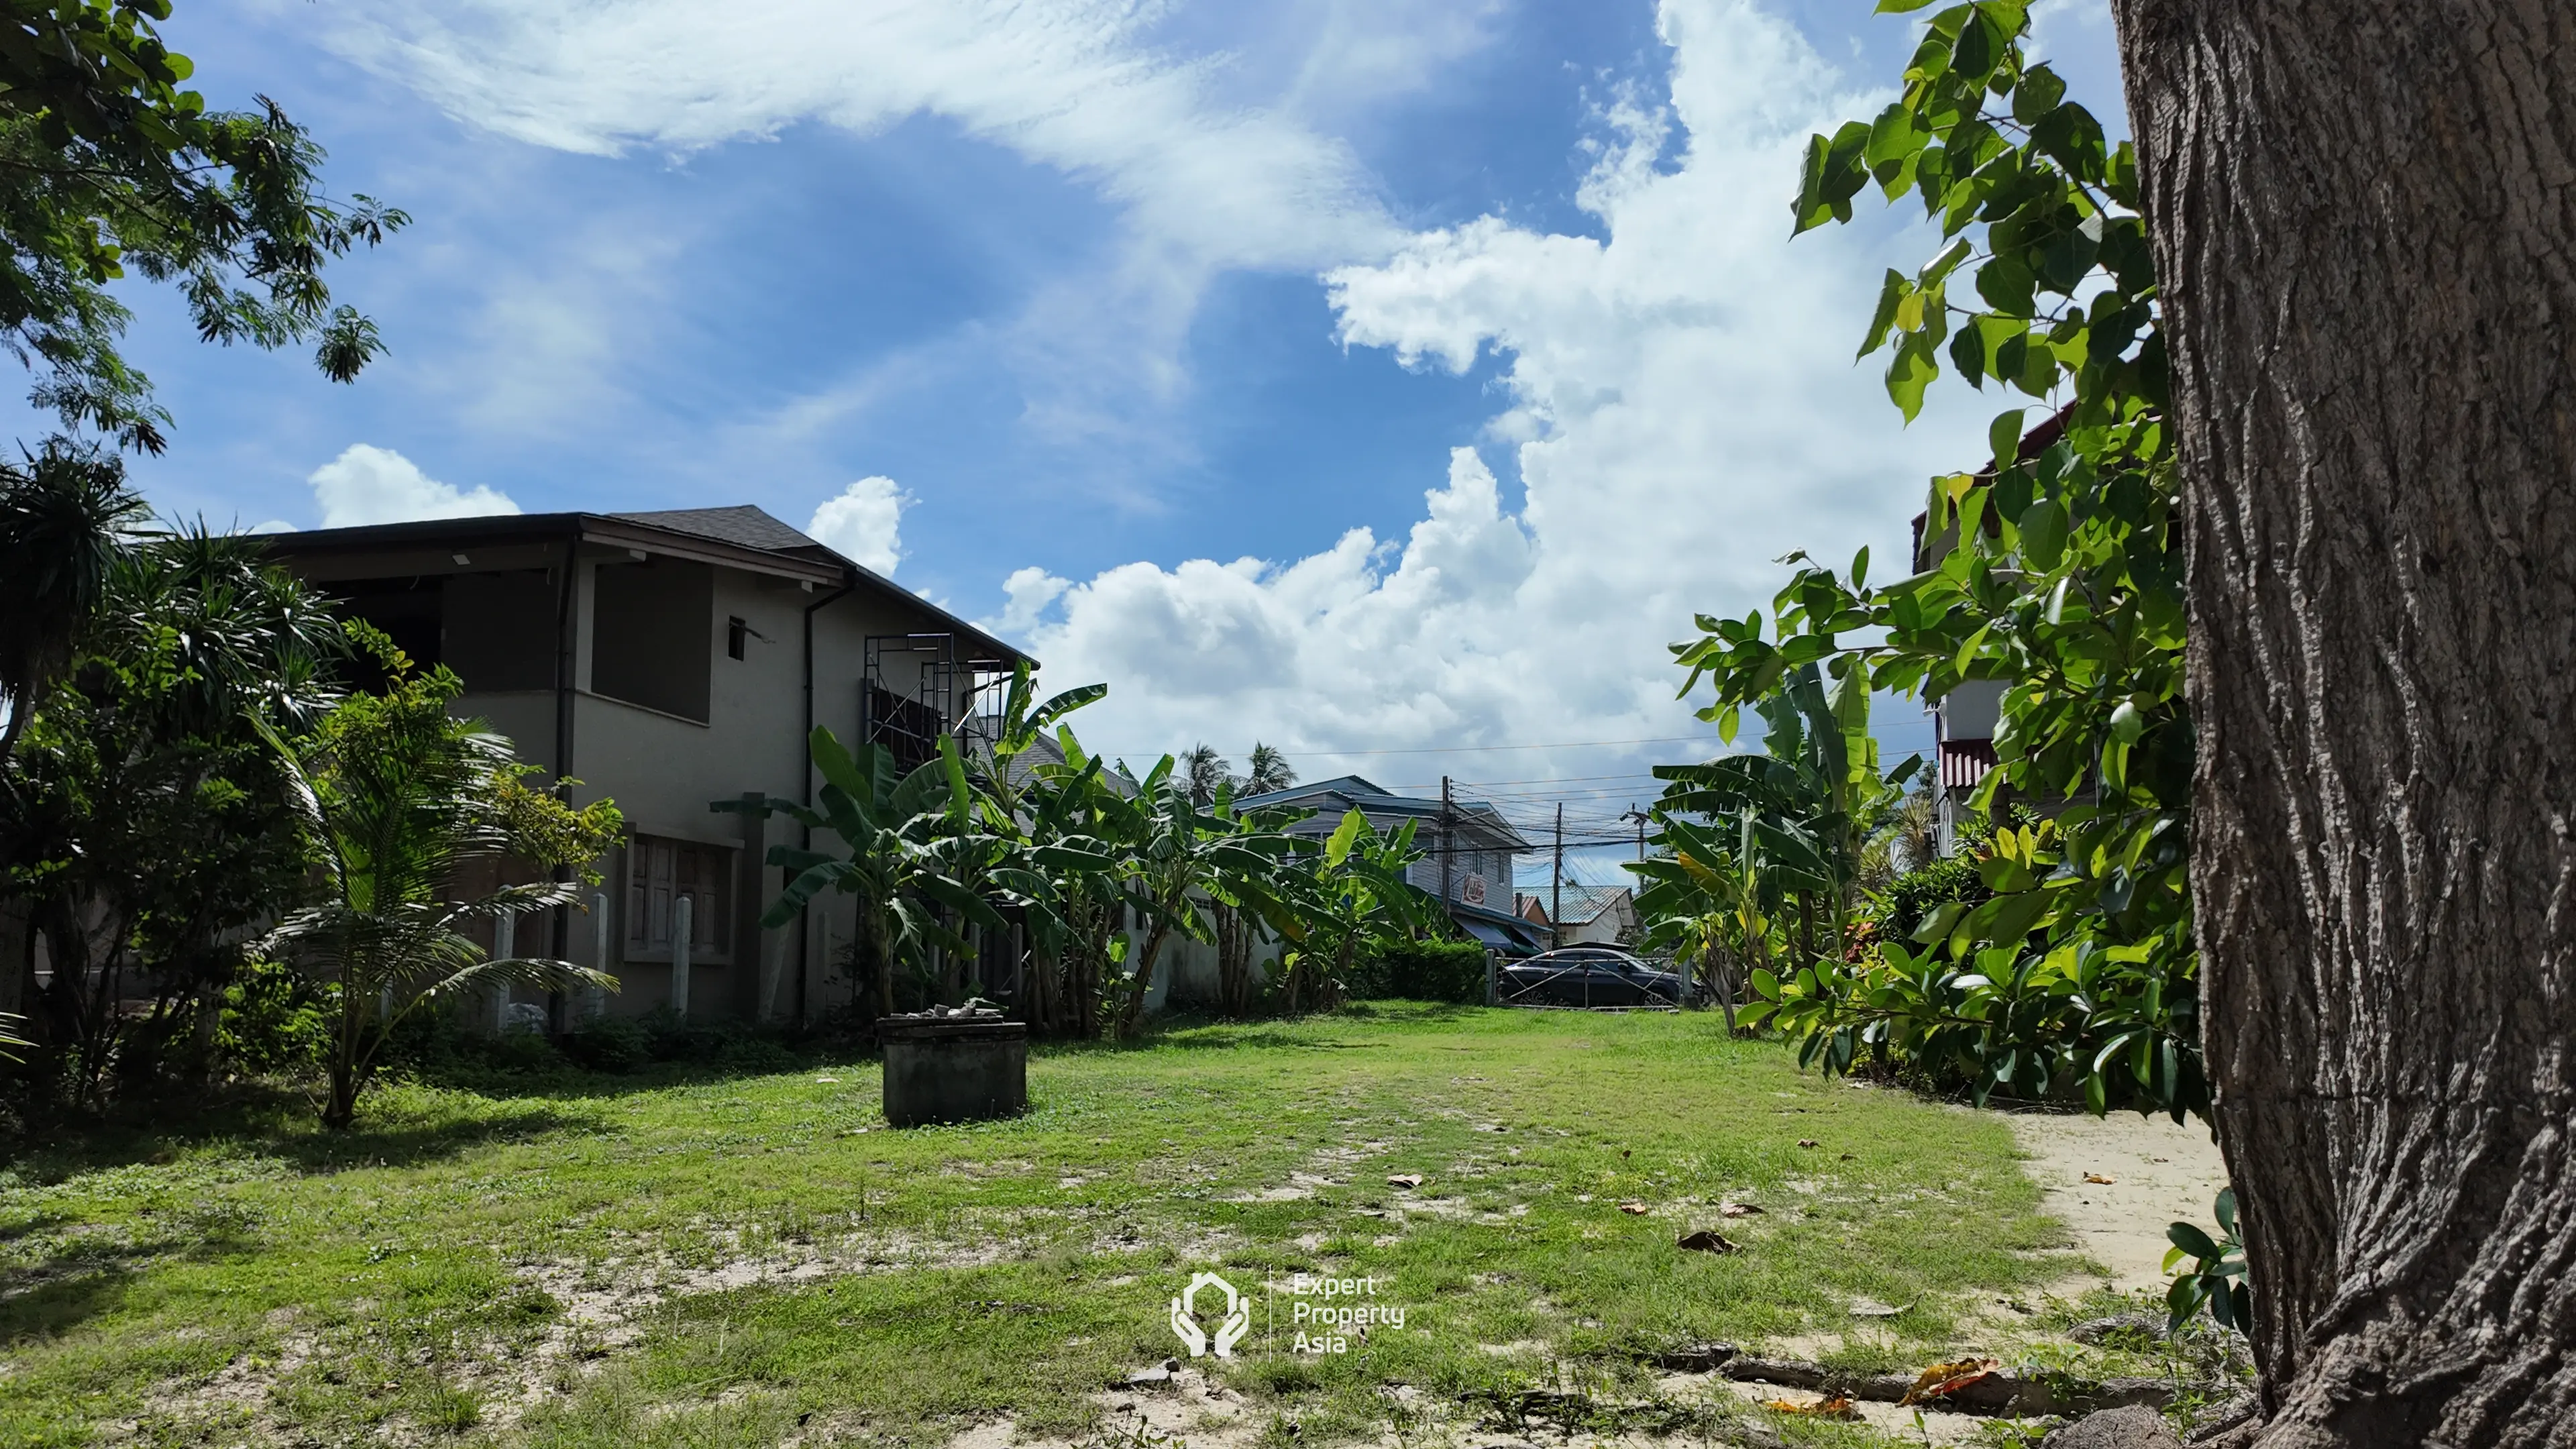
top-left (1119, 920), bottom-right (1171, 1037)
top-left (2111, 5), bottom-right (2576, 1442)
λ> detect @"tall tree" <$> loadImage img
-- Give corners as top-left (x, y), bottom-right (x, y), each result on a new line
top-left (1242, 743), bottom-right (1296, 796)
top-left (0, 0), bottom-right (405, 453)
top-left (0, 442), bottom-right (145, 759)
top-left (0, 0), bottom-right (402, 755)
top-left (1179, 744), bottom-right (1230, 808)
top-left (2107, 5), bottom-right (2576, 1440)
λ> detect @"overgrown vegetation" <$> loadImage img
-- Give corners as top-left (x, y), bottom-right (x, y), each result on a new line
top-left (1642, 0), bottom-right (2193, 1122)
top-left (729, 664), bottom-right (1448, 1042)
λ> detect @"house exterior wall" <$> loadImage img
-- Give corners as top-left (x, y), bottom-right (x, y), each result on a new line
top-left (442, 554), bottom-right (1011, 1026)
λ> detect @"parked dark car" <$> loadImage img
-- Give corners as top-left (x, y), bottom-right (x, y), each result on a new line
top-left (1497, 947), bottom-right (1683, 1008)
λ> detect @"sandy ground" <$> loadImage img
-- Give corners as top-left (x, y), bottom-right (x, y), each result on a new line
top-left (2007, 1109), bottom-right (2230, 1292)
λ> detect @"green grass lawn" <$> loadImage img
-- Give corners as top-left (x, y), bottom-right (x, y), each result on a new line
top-left (0, 1005), bottom-right (2085, 1448)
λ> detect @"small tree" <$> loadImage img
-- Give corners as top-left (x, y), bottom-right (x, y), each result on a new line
top-left (260, 647), bottom-right (621, 1128)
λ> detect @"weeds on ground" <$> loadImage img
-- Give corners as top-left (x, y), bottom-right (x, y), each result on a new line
top-left (3, 1005), bottom-right (2083, 1447)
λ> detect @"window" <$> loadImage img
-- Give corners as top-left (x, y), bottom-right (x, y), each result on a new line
top-left (592, 559), bottom-right (713, 721)
top-left (627, 834), bottom-right (732, 959)
top-left (727, 616), bottom-right (748, 661)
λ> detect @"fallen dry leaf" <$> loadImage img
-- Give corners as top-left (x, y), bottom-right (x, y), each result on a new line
top-left (1676, 1229), bottom-right (1740, 1254)
top-left (1386, 1174), bottom-right (1423, 1189)
top-left (1719, 1201), bottom-right (1764, 1218)
top-left (1796, 1138), bottom-right (1820, 1148)
top-left (1898, 1357), bottom-right (2002, 1406)
top-left (1620, 1148), bottom-right (1632, 1159)
top-left (1619, 1201), bottom-right (1650, 1215)
top-left (2084, 1173), bottom-right (2116, 1185)
top-left (1761, 1396), bottom-right (1861, 1420)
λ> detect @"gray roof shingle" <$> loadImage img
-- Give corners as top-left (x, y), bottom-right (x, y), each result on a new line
top-left (608, 505), bottom-right (824, 554)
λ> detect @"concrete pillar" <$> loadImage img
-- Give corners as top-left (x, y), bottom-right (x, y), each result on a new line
top-left (492, 911), bottom-right (515, 1032)
top-left (586, 892), bottom-right (609, 1021)
top-left (670, 896), bottom-right (692, 1017)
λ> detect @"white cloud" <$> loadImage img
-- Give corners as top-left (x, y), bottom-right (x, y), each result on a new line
top-left (985, 566), bottom-right (1075, 639)
top-left (1012, 0), bottom-right (1988, 778)
top-left (307, 444), bottom-right (521, 528)
top-left (808, 475), bottom-right (911, 576)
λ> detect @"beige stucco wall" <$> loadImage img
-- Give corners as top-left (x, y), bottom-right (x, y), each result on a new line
top-left (453, 552), bottom-right (1009, 1028)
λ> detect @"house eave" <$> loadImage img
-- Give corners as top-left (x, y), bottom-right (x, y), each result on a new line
top-left (257, 512), bottom-right (1035, 669)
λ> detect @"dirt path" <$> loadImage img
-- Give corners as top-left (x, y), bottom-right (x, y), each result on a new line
top-left (2008, 1110), bottom-right (2229, 1293)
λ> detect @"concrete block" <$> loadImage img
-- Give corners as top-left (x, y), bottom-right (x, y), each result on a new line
top-left (879, 1015), bottom-right (1028, 1127)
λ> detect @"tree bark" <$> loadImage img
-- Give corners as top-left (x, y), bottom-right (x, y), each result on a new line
top-left (1119, 920), bottom-right (1171, 1037)
top-left (2110, 4), bottom-right (2576, 1442)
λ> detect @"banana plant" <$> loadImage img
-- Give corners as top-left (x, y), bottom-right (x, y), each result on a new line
top-left (1644, 661), bottom-right (1919, 967)
top-left (719, 728), bottom-right (1008, 1020)
top-left (1102, 759), bottom-right (1302, 1037)
top-left (1630, 806), bottom-right (1772, 1030)
top-left (1277, 808), bottom-right (1434, 1014)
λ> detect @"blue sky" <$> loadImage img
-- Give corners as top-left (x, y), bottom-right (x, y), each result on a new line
top-left (66, 0), bottom-right (2122, 870)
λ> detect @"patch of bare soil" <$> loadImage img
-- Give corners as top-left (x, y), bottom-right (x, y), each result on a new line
top-left (938, 1362), bottom-right (1796, 1449)
top-left (2007, 1110), bottom-right (2228, 1293)
top-left (1706, 1373), bottom-right (1992, 1446)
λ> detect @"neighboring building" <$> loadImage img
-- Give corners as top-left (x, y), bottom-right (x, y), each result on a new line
top-left (1515, 884), bottom-right (1638, 948)
top-left (264, 505), bottom-right (1033, 1026)
top-left (1912, 405), bottom-right (2072, 857)
top-left (1234, 775), bottom-right (1548, 955)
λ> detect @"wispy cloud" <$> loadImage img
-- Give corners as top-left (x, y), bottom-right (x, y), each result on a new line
top-left (311, 0), bottom-right (1465, 502)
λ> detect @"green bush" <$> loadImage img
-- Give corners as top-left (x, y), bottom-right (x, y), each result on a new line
top-left (630, 1007), bottom-right (801, 1071)
top-left (561, 1014), bottom-right (651, 1073)
top-left (1346, 938), bottom-right (1488, 1004)
top-left (219, 959), bottom-right (335, 1077)
top-left (1880, 853), bottom-right (1990, 942)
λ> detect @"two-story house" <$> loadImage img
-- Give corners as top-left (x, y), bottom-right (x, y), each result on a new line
top-left (264, 505), bottom-right (1033, 1028)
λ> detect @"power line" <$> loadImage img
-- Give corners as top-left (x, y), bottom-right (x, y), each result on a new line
top-left (1107, 733), bottom-right (1731, 758)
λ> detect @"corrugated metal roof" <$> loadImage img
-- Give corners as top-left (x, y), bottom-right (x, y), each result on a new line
top-left (1236, 774), bottom-right (1536, 851)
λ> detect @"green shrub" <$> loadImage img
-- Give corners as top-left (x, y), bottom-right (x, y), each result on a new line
top-left (1880, 853), bottom-right (1990, 941)
top-left (560, 1014), bottom-right (651, 1073)
top-left (1346, 938), bottom-right (1488, 1004)
top-left (219, 959), bottom-right (335, 1077)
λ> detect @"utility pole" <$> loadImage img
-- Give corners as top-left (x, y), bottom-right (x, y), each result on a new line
top-left (1552, 802), bottom-right (1564, 950)
top-left (1440, 776), bottom-right (1455, 925)
top-left (1629, 803), bottom-right (1646, 862)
